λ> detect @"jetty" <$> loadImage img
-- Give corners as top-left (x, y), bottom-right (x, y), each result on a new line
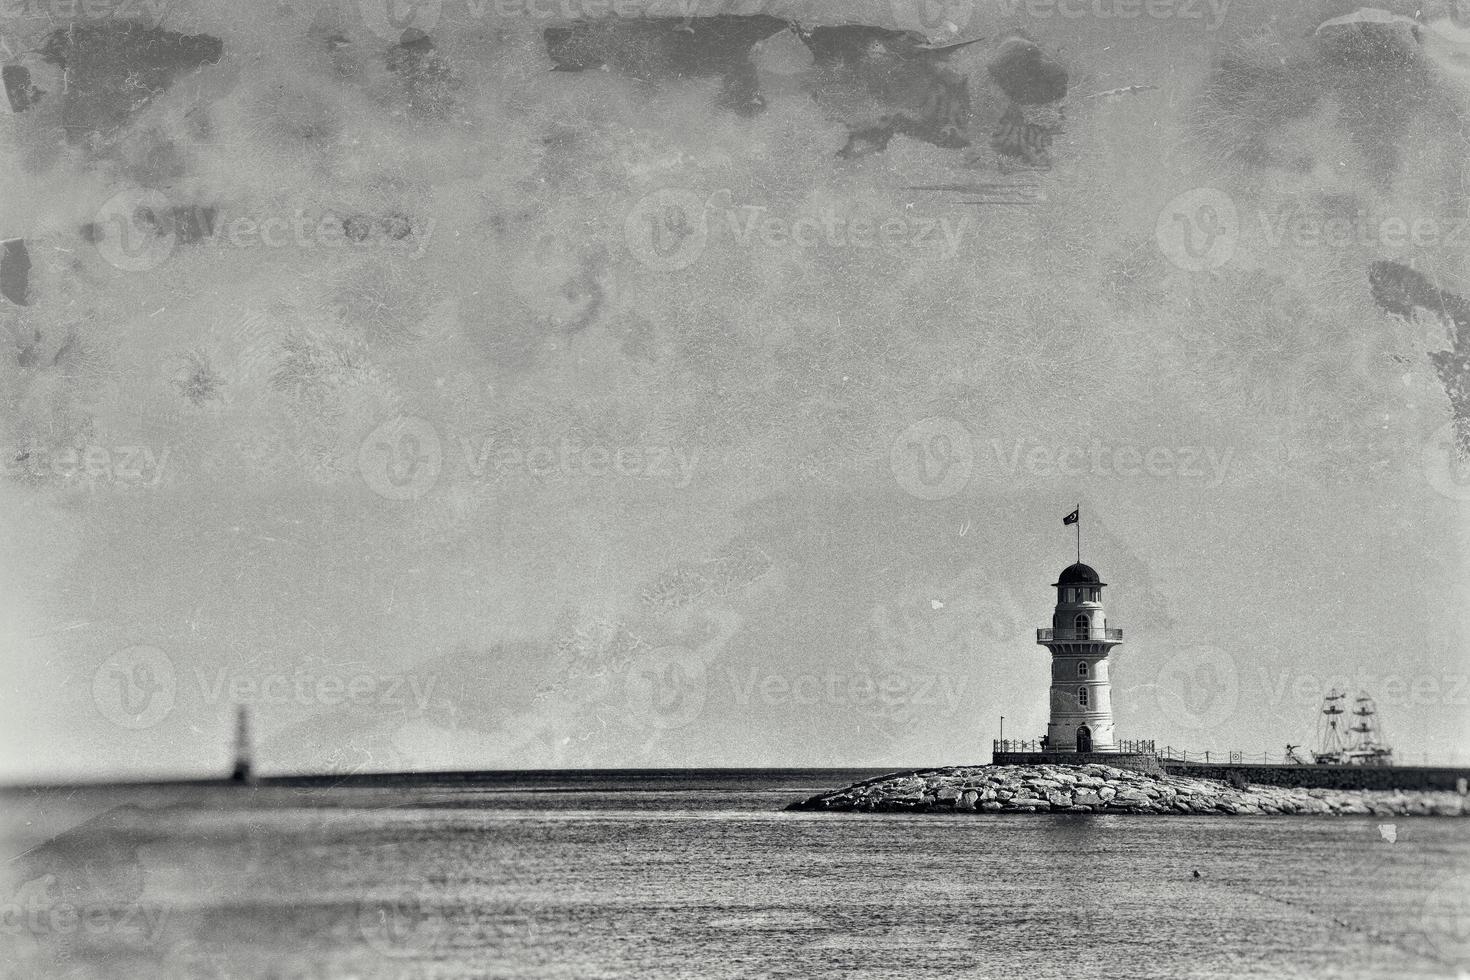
top-left (787, 763), bottom-right (1470, 816)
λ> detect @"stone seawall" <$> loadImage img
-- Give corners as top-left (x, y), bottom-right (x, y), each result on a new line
top-left (1160, 761), bottom-right (1470, 792)
top-left (787, 764), bottom-right (1470, 816)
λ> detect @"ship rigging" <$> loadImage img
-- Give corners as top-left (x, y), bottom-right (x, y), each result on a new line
top-left (1312, 689), bottom-right (1394, 766)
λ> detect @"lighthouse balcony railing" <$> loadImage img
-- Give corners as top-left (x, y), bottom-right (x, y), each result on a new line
top-left (1037, 627), bottom-right (1123, 642)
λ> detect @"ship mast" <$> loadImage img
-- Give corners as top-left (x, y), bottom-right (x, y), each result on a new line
top-left (1345, 693), bottom-right (1393, 765)
top-left (1314, 689), bottom-right (1348, 762)
top-left (1350, 694), bottom-right (1376, 747)
top-left (1312, 688), bottom-right (1393, 766)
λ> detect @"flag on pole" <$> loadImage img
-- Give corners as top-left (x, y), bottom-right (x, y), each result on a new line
top-left (1063, 509), bottom-right (1079, 526)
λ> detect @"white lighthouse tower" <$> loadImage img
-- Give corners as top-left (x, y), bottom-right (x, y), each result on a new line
top-left (1036, 563), bottom-right (1123, 753)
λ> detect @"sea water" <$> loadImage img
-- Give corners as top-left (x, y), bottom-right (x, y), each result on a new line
top-left (2, 772), bottom-right (1467, 979)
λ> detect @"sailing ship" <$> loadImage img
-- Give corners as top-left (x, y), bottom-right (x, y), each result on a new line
top-left (1312, 689), bottom-right (1394, 766)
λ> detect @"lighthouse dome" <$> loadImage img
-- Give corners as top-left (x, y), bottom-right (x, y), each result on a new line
top-left (1055, 563), bottom-right (1102, 586)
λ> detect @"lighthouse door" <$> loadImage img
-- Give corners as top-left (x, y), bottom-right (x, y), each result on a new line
top-left (1076, 725), bottom-right (1093, 752)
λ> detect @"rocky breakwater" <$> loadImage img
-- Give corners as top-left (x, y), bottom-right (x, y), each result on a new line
top-left (787, 764), bottom-right (1470, 816)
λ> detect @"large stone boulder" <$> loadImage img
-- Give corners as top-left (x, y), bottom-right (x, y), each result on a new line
top-left (1045, 789), bottom-right (1073, 807)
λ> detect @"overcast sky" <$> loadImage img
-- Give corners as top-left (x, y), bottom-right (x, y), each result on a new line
top-left (2, 0), bottom-right (1469, 781)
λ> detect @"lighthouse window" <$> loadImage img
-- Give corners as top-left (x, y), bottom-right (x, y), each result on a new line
top-left (1089, 588), bottom-right (1099, 602)
top-left (1077, 661), bottom-right (1089, 678)
top-left (1077, 686), bottom-right (1089, 707)
top-left (1074, 613), bottom-right (1089, 636)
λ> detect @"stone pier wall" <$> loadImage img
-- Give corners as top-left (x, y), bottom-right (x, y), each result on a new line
top-left (992, 751), bottom-right (1163, 774)
top-left (992, 752), bottom-right (1470, 791)
top-left (1159, 761), bottom-right (1470, 792)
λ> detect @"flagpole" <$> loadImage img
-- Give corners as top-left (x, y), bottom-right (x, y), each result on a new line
top-left (1076, 504), bottom-right (1081, 564)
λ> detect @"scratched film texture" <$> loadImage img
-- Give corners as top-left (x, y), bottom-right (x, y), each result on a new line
top-left (1, 0), bottom-right (1469, 781)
